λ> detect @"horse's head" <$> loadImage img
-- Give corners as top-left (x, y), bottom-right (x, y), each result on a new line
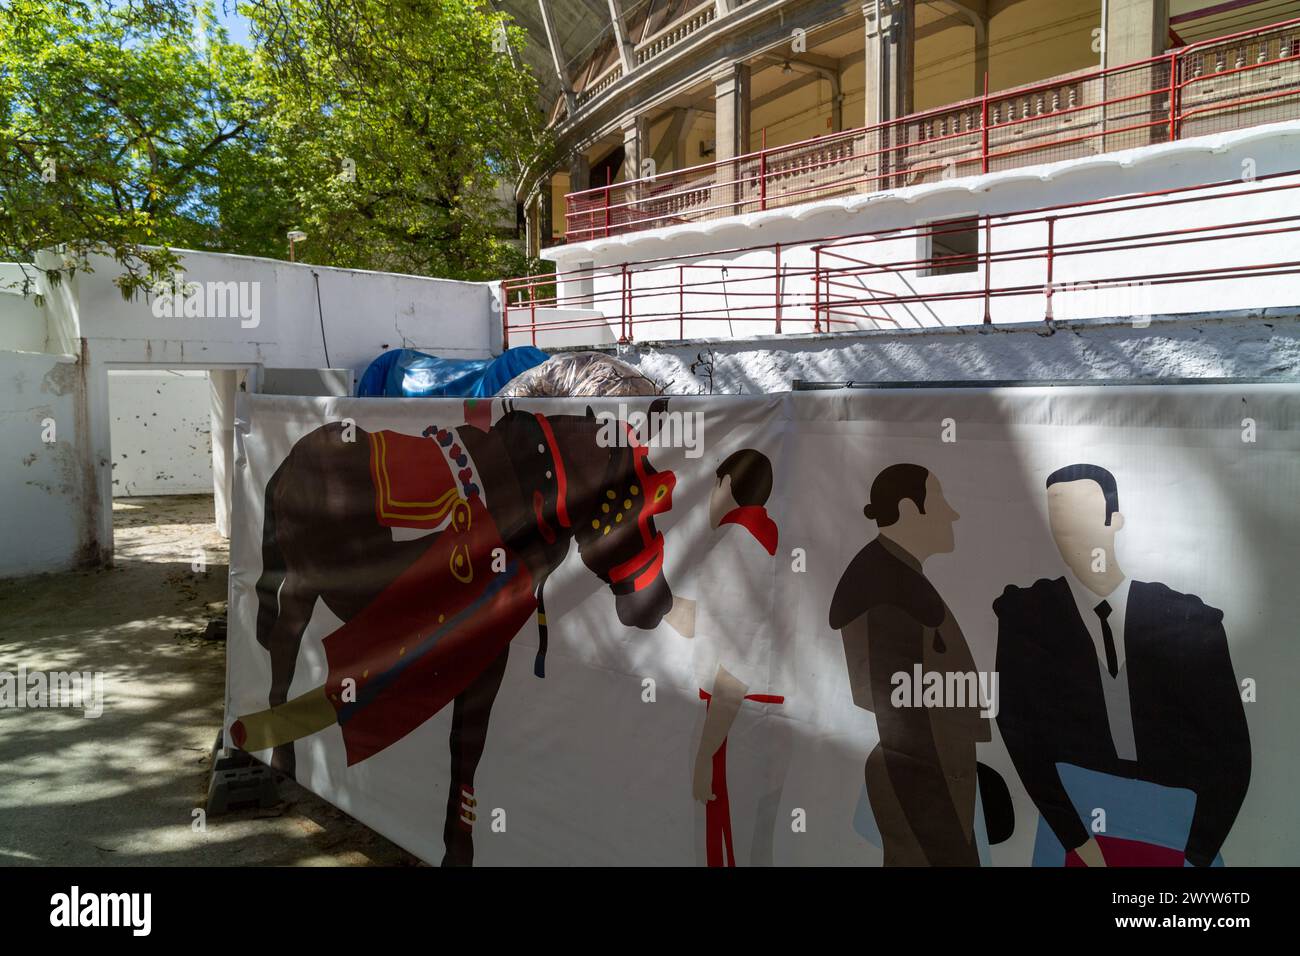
top-left (536, 402), bottom-right (676, 629)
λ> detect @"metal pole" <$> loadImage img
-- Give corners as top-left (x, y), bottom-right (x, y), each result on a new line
top-left (501, 284), bottom-right (510, 349)
top-left (678, 265), bottom-right (684, 339)
top-left (774, 242), bottom-right (782, 334)
top-left (1168, 49), bottom-right (1181, 142)
top-left (1044, 216), bottom-right (1056, 323)
top-left (604, 167), bottom-right (612, 238)
top-left (529, 281), bottom-right (537, 347)
top-left (759, 127), bottom-right (768, 211)
top-left (813, 247), bottom-right (822, 333)
top-left (620, 263), bottom-right (629, 343)
top-left (981, 71), bottom-right (990, 174)
top-left (983, 216), bottom-right (993, 324)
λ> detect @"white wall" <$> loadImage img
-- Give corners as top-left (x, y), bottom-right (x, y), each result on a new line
top-left (597, 311), bottom-right (1300, 393)
top-left (0, 350), bottom-right (95, 576)
top-left (0, 262), bottom-right (52, 353)
top-left (0, 249), bottom-right (501, 576)
top-left (67, 250), bottom-right (500, 567)
top-left (540, 122), bottom-right (1300, 345)
top-left (108, 370), bottom-right (213, 496)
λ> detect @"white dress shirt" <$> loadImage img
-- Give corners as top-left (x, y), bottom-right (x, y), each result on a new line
top-left (1065, 574), bottom-right (1138, 762)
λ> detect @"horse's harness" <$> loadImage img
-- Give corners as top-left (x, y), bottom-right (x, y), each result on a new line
top-left (530, 412), bottom-right (674, 594)
top-left (421, 410), bottom-right (674, 680)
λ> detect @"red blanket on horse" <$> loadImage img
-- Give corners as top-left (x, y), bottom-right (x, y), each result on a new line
top-left (369, 429), bottom-right (464, 530)
top-left (321, 431), bottom-right (536, 765)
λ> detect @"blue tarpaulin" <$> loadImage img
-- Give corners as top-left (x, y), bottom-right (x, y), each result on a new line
top-left (356, 346), bottom-right (549, 398)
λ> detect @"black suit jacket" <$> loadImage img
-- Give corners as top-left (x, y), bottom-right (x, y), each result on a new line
top-left (994, 577), bottom-right (1250, 866)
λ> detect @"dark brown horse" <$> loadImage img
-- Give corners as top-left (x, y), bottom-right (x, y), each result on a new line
top-left (246, 401), bottom-right (675, 865)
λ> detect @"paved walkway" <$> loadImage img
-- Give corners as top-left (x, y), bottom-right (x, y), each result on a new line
top-left (0, 495), bottom-right (414, 866)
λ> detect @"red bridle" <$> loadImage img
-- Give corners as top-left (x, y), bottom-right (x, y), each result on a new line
top-left (534, 412), bottom-right (674, 594)
top-left (533, 413), bottom-right (571, 530)
top-left (607, 424), bottom-right (675, 593)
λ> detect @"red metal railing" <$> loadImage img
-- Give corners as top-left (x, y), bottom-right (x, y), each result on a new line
top-left (504, 169), bottom-right (1300, 348)
top-left (563, 16), bottom-right (1300, 241)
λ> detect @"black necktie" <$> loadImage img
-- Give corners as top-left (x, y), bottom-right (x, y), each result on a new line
top-left (1095, 599), bottom-right (1118, 678)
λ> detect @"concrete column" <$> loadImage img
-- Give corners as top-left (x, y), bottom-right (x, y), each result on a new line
top-left (524, 195), bottom-right (541, 260)
top-left (863, 0), bottom-right (915, 189)
top-left (1104, 0), bottom-right (1169, 65)
top-left (621, 116), bottom-right (648, 182)
top-left (208, 370), bottom-right (238, 539)
top-left (568, 152), bottom-right (590, 193)
top-left (540, 175), bottom-right (555, 248)
top-left (1103, 0), bottom-right (1170, 148)
top-left (713, 63), bottom-right (751, 217)
top-left (713, 63), bottom-right (751, 162)
top-left (863, 0), bottom-right (914, 126)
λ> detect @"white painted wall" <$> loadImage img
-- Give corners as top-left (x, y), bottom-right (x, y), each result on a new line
top-left (0, 249), bottom-right (501, 576)
top-left (0, 350), bottom-right (94, 576)
top-left (599, 311), bottom-right (1300, 394)
top-left (108, 370), bottom-right (213, 496)
top-left (540, 122), bottom-right (1300, 346)
top-left (0, 262), bottom-right (53, 353)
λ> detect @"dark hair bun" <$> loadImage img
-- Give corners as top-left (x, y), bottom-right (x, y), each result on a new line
top-left (863, 504), bottom-right (876, 520)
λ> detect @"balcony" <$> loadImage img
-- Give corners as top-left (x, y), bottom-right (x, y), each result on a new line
top-left (563, 17), bottom-right (1300, 242)
top-left (510, 168), bottom-right (1300, 348)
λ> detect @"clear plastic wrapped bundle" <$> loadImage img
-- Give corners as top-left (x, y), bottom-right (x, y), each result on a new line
top-left (497, 351), bottom-right (661, 397)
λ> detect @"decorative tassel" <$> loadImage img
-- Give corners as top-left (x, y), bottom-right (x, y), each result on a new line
top-left (534, 585), bottom-right (548, 678)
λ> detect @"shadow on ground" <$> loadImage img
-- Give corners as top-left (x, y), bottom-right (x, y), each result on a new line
top-left (0, 495), bottom-right (418, 866)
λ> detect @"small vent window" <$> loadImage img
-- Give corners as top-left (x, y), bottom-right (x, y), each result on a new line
top-left (924, 217), bottom-right (980, 276)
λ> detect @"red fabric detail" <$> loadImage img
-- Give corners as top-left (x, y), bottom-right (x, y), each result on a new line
top-left (719, 506), bottom-right (778, 556)
top-left (608, 533), bottom-right (664, 590)
top-left (697, 689), bottom-right (785, 867)
top-left (702, 694), bottom-right (735, 868)
top-left (464, 399), bottom-right (491, 432)
top-left (1065, 835), bottom-right (1187, 867)
top-left (322, 494), bottom-right (537, 765)
top-left (368, 430), bottom-right (460, 529)
top-left (534, 414), bottom-right (571, 528)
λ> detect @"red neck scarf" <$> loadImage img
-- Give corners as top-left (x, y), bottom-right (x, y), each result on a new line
top-left (719, 505), bottom-right (778, 556)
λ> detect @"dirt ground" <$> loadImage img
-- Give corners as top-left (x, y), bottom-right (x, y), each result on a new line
top-left (0, 494), bottom-right (418, 866)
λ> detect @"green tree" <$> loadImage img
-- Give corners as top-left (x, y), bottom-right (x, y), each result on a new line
top-left (245, 0), bottom-right (551, 280)
top-left (0, 0), bottom-right (552, 294)
top-left (0, 0), bottom-right (268, 296)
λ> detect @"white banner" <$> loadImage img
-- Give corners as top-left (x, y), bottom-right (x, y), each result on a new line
top-left (226, 385), bottom-right (1298, 866)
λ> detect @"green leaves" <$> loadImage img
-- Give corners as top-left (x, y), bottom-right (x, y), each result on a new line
top-left (245, 0), bottom-right (549, 280)
top-left (0, 0), bottom-right (550, 294)
top-left (0, 0), bottom-right (262, 297)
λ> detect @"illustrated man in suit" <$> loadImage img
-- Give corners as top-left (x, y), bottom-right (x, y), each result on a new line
top-left (995, 464), bottom-right (1251, 867)
top-left (829, 464), bottom-right (994, 866)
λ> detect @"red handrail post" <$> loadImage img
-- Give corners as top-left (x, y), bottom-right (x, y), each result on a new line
top-left (1044, 216), bottom-right (1057, 323)
top-left (604, 167), bottom-right (612, 239)
top-left (529, 281), bottom-right (537, 347)
top-left (983, 216), bottom-right (993, 325)
top-left (774, 241), bottom-right (782, 334)
top-left (678, 264), bottom-right (685, 339)
top-left (1168, 49), bottom-right (1181, 142)
top-left (813, 246), bottom-right (822, 333)
top-left (981, 72), bottom-right (990, 175)
top-left (501, 283), bottom-right (510, 349)
top-left (759, 127), bottom-right (768, 211)
top-left (624, 264), bottom-right (634, 345)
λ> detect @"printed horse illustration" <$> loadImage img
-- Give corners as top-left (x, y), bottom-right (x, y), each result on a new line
top-left (229, 401), bottom-right (675, 865)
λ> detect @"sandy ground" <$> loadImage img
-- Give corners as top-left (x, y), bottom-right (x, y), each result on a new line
top-left (0, 495), bottom-right (417, 866)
